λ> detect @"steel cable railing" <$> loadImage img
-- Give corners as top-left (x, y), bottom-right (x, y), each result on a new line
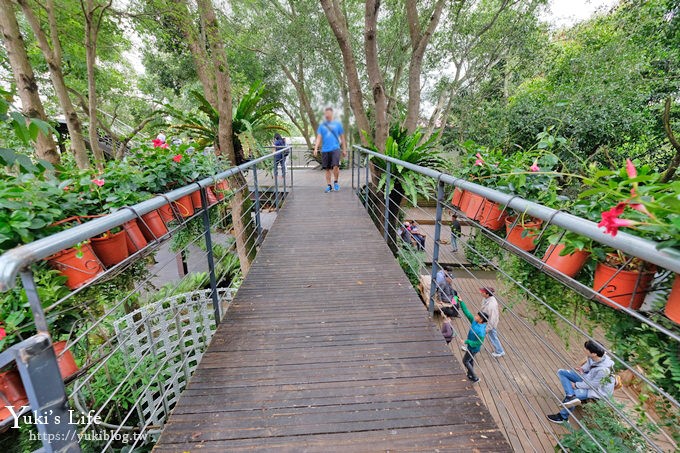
top-left (352, 145), bottom-right (680, 452)
top-left (0, 148), bottom-right (290, 452)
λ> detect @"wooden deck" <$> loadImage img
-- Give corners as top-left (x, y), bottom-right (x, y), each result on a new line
top-left (154, 174), bottom-right (509, 451)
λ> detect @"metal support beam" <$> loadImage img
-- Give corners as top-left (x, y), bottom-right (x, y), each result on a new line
top-left (383, 161), bottom-right (391, 241)
top-left (200, 187), bottom-right (221, 324)
top-left (251, 162), bottom-right (263, 245)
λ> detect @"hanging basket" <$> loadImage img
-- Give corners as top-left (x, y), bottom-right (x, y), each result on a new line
top-left (462, 192), bottom-right (485, 220)
top-left (505, 216), bottom-right (543, 252)
top-left (0, 368), bottom-right (28, 426)
top-left (53, 341), bottom-right (79, 380)
top-left (123, 220), bottom-right (148, 254)
top-left (140, 210), bottom-right (169, 241)
top-left (91, 230), bottom-right (129, 268)
top-left (173, 195), bottom-right (195, 218)
top-left (479, 199), bottom-right (508, 230)
top-left (47, 241), bottom-right (103, 289)
top-left (593, 262), bottom-right (654, 310)
top-left (664, 275), bottom-right (680, 324)
top-left (542, 244), bottom-right (590, 278)
top-left (451, 188), bottom-right (465, 208)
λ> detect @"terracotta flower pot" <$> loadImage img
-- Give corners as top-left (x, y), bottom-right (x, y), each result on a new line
top-left (91, 230), bottom-right (129, 268)
top-left (158, 203), bottom-right (175, 223)
top-left (47, 241), bottom-right (103, 289)
top-left (191, 190), bottom-right (203, 210)
top-left (664, 275), bottom-right (680, 324)
top-left (479, 199), bottom-right (508, 230)
top-left (542, 244), bottom-right (590, 278)
top-left (140, 210), bottom-right (169, 241)
top-left (173, 195), bottom-right (195, 218)
top-left (214, 181), bottom-right (229, 200)
top-left (0, 368), bottom-right (28, 424)
top-left (206, 187), bottom-right (219, 205)
top-left (463, 192), bottom-right (485, 220)
top-left (458, 190), bottom-right (472, 214)
top-left (505, 216), bottom-right (543, 252)
top-left (451, 188), bottom-right (465, 208)
top-left (123, 220), bottom-right (148, 254)
top-left (53, 341), bottom-right (79, 380)
top-left (593, 262), bottom-right (654, 310)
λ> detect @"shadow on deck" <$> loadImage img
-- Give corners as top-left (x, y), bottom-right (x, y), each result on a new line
top-left (154, 179), bottom-right (509, 451)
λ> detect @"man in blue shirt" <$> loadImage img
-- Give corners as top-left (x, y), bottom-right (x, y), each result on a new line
top-left (313, 107), bottom-right (346, 192)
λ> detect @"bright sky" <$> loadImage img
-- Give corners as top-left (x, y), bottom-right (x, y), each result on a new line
top-left (545, 0), bottom-right (620, 27)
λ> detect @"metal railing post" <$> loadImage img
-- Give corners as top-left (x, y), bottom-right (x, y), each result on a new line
top-left (428, 179), bottom-right (445, 316)
top-left (200, 187), bottom-right (221, 324)
top-left (364, 154), bottom-right (369, 207)
top-left (17, 271), bottom-right (80, 452)
top-left (351, 147), bottom-right (355, 190)
top-left (273, 155), bottom-right (280, 212)
top-left (282, 151), bottom-right (287, 202)
top-left (252, 162), bottom-right (263, 245)
top-left (383, 161), bottom-right (391, 241)
top-left (289, 146), bottom-right (294, 189)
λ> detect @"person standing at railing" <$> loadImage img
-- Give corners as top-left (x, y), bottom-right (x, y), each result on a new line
top-left (435, 269), bottom-right (459, 317)
top-left (450, 214), bottom-right (461, 253)
top-left (480, 287), bottom-right (505, 358)
top-left (313, 107), bottom-right (346, 193)
top-left (273, 133), bottom-right (287, 179)
top-left (458, 299), bottom-right (489, 383)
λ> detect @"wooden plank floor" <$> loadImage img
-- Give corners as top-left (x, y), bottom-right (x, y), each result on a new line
top-left (154, 175), bottom-right (509, 452)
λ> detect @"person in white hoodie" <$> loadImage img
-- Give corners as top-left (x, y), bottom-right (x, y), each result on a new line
top-left (480, 287), bottom-right (504, 357)
top-left (547, 340), bottom-right (616, 424)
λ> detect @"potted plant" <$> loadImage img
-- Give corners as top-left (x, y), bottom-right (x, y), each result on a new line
top-left (593, 252), bottom-right (655, 310)
top-left (542, 231), bottom-right (592, 278)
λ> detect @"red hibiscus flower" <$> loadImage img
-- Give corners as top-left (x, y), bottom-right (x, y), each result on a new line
top-left (172, 154), bottom-right (183, 163)
top-left (0, 327), bottom-right (6, 341)
top-left (598, 202), bottom-right (637, 236)
top-left (152, 138), bottom-right (164, 148)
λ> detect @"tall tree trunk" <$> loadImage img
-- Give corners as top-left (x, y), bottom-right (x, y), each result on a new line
top-left (171, 0), bottom-right (217, 106)
top-left (82, 0), bottom-right (112, 170)
top-left (364, 0), bottom-right (388, 152)
top-left (0, 0), bottom-right (60, 165)
top-left (320, 0), bottom-right (371, 143)
top-left (19, 0), bottom-right (89, 169)
top-left (197, 0), bottom-right (255, 274)
top-left (404, 0), bottom-right (446, 133)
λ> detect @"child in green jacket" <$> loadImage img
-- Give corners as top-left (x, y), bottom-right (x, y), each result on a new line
top-left (459, 299), bottom-right (489, 383)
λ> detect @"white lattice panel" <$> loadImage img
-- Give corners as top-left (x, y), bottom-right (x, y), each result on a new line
top-left (113, 288), bottom-right (235, 429)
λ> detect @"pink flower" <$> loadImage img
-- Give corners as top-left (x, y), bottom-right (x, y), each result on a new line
top-left (63, 186), bottom-right (70, 191)
top-left (160, 143), bottom-right (169, 149)
top-left (598, 202), bottom-right (636, 236)
top-left (92, 179), bottom-right (105, 187)
top-left (529, 160), bottom-right (540, 172)
top-left (475, 153), bottom-right (483, 160)
top-left (172, 154), bottom-right (183, 163)
top-left (0, 327), bottom-right (5, 341)
top-left (625, 159), bottom-right (637, 179)
top-left (474, 159), bottom-right (484, 166)
top-left (152, 138), bottom-right (164, 148)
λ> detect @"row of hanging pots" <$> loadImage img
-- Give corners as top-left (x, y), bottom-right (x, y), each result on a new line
top-left (0, 341), bottom-right (78, 425)
top-left (46, 184), bottom-right (224, 290)
top-left (452, 188), bottom-right (680, 323)
top-left (451, 188), bottom-right (508, 230)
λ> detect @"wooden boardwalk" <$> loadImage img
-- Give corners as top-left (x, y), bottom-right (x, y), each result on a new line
top-left (154, 176), bottom-right (509, 451)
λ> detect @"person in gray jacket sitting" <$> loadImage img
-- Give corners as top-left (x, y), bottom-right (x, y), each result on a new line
top-left (547, 340), bottom-right (615, 424)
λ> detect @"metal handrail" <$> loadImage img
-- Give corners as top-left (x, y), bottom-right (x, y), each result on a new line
top-left (0, 147), bottom-right (290, 291)
top-left (354, 145), bottom-right (680, 274)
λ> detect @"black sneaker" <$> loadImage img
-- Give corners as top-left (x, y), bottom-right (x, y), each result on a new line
top-left (468, 376), bottom-right (480, 383)
top-left (562, 395), bottom-right (581, 408)
top-left (547, 413), bottom-right (567, 424)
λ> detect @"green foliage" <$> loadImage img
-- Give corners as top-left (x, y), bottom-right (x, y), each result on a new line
top-left (558, 399), bottom-right (652, 452)
top-left (397, 246), bottom-right (426, 290)
top-left (369, 126), bottom-right (449, 205)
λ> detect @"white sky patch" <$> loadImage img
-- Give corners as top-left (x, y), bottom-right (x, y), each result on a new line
top-left (543, 0), bottom-right (620, 28)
